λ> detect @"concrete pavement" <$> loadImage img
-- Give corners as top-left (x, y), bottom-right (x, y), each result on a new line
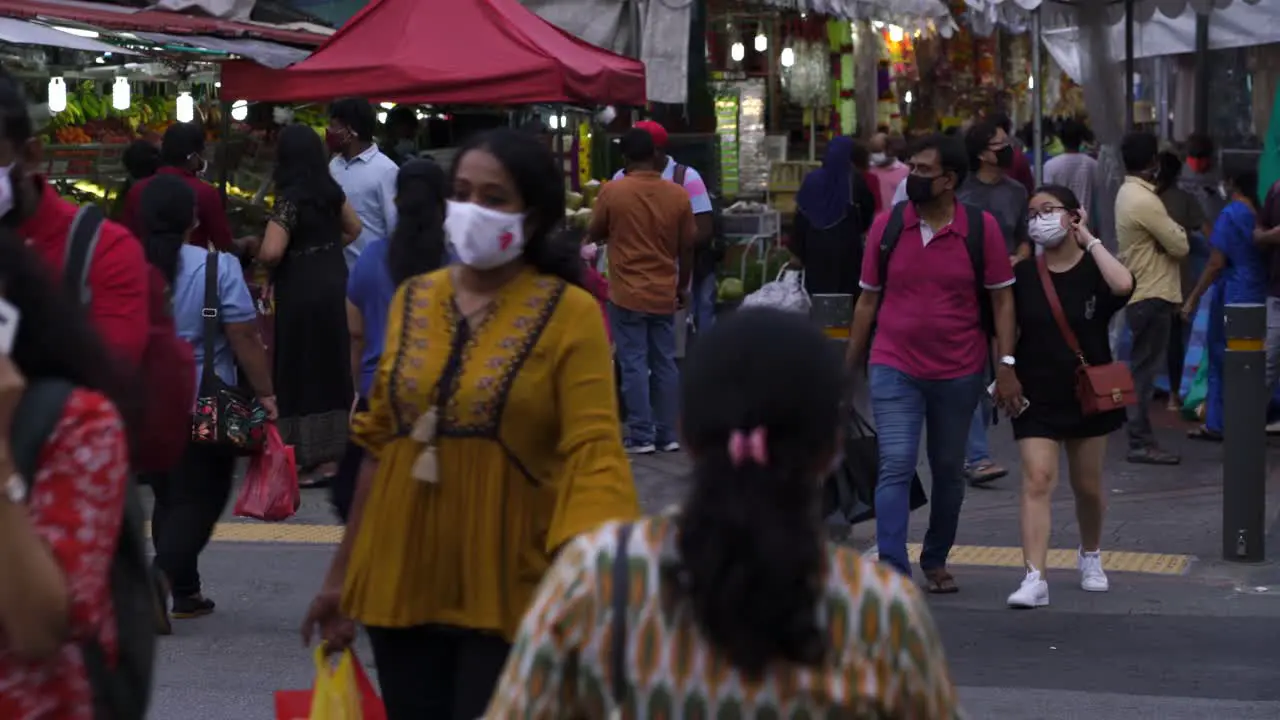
top-left (147, 410), bottom-right (1280, 719)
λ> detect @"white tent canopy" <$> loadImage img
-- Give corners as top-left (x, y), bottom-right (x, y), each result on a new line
top-left (967, 0), bottom-right (1261, 22)
top-left (1040, 0), bottom-right (1280, 83)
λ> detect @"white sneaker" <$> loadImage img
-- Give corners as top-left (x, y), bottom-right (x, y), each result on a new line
top-left (660, 441), bottom-right (680, 452)
top-left (1078, 549), bottom-right (1109, 592)
top-left (1007, 569), bottom-right (1049, 608)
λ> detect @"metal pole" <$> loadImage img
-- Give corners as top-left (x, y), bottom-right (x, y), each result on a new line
top-left (1030, 7), bottom-right (1043, 185)
top-left (1193, 13), bottom-right (1210, 134)
top-left (1222, 303), bottom-right (1268, 563)
top-left (1124, 0), bottom-right (1135, 131)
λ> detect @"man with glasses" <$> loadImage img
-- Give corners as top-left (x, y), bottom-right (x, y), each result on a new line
top-left (843, 134), bottom-right (1019, 590)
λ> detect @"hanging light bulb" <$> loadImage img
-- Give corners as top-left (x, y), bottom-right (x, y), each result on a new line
top-left (558, 114), bottom-right (567, 129)
top-left (377, 111), bottom-right (388, 124)
top-left (780, 47), bottom-right (795, 68)
top-left (888, 25), bottom-right (905, 44)
top-left (754, 28), bottom-right (767, 52)
top-left (47, 77), bottom-right (67, 113)
top-left (731, 42), bottom-right (745, 62)
top-left (231, 100), bottom-right (249, 122)
top-left (1028, 75), bottom-right (1035, 90)
top-left (176, 91), bottom-right (194, 123)
top-left (111, 77), bottom-right (130, 111)
top-left (904, 91), bottom-right (914, 104)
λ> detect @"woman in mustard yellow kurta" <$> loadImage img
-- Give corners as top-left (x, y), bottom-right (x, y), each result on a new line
top-left (301, 129), bottom-right (639, 720)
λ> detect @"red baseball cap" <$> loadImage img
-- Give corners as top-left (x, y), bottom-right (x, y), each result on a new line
top-left (634, 120), bottom-right (669, 148)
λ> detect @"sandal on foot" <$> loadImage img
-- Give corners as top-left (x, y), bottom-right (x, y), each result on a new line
top-left (922, 567), bottom-right (959, 594)
top-left (966, 461), bottom-right (1008, 487)
top-left (1187, 425), bottom-right (1223, 442)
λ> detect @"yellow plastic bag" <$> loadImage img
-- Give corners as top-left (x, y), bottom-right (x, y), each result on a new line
top-left (308, 647), bottom-right (364, 720)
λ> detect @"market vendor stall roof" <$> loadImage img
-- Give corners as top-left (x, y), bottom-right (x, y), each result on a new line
top-left (0, 15), bottom-right (140, 54)
top-left (0, 0), bottom-right (328, 47)
top-left (217, 0), bottom-right (647, 106)
top-left (965, 0), bottom-right (1261, 23)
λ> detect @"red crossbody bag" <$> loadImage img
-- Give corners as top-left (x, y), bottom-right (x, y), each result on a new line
top-left (1037, 256), bottom-right (1137, 415)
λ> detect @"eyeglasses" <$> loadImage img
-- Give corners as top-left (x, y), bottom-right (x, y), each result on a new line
top-left (1029, 206), bottom-right (1066, 220)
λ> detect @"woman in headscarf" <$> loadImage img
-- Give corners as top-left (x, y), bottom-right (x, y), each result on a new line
top-left (786, 136), bottom-right (877, 296)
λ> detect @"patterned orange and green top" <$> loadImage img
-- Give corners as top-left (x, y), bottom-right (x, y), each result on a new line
top-left (484, 516), bottom-right (964, 719)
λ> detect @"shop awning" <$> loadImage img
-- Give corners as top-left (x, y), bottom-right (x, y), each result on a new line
top-left (966, 0), bottom-right (1262, 23)
top-left (134, 32), bottom-right (310, 68)
top-left (752, 0), bottom-right (951, 22)
top-left (0, 16), bottom-right (140, 54)
top-left (218, 0), bottom-right (647, 106)
top-left (0, 0), bottom-right (327, 47)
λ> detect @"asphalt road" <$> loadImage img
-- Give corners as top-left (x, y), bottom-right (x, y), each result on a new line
top-left (147, 426), bottom-right (1280, 719)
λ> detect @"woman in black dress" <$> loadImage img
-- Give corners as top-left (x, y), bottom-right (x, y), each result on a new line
top-left (1004, 185), bottom-right (1134, 610)
top-left (257, 123), bottom-right (364, 485)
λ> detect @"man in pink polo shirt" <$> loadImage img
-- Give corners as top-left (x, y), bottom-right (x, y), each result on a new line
top-left (845, 134), bottom-right (1020, 588)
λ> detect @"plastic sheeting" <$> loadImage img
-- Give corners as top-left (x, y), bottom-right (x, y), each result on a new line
top-left (966, 0), bottom-right (1261, 22)
top-left (151, 0), bottom-right (256, 21)
top-left (0, 16), bottom-right (141, 53)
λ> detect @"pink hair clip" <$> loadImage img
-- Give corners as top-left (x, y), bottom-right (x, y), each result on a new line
top-left (727, 427), bottom-right (769, 467)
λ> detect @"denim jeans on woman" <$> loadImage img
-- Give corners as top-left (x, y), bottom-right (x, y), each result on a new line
top-left (609, 303), bottom-right (680, 447)
top-left (869, 363), bottom-right (985, 577)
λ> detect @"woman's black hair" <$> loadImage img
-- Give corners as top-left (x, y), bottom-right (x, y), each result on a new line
top-left (1155, 151), bottom-right (1183, 195)
top-left (0, 229), bottom-right (140, 432)
top-left (673, 308), bottom-right (846, 679)
top-left (138, 174), bottom-right (196, 286)
top-left (388, 159), bottom-right (447, 285)
top-left (1227, 168), bottom-right (1259, 207)
top-left (1031, 184), bottom-right (1082, 213)
top-left (274, 123), bottom-right (345, 214)
top-left (114, 139), bottom-right (161, 218)
top-left (452, 128), bottom-right (582, 287)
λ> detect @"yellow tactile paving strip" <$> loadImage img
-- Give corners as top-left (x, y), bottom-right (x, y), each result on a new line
top-left (193, 523), bottom-right (1194, 575)
top-left (908, 544), bottom-right (1192, 575)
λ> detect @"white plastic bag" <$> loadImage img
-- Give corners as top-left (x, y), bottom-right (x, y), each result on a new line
top-left (741, 268), bottom-right (811, 314)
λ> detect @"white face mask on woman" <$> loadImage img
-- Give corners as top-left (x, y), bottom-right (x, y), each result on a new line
top-left (444, 200), bottom-right (527, 270)
top-left (1028, 212), bottom-right (1069, 248)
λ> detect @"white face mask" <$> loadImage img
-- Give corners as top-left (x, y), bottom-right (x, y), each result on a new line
top-left (1029, 213), bottom-right (1069, 248)
top-left (444, 200), bottom-right (527, 270)
top-left (0, 162), bottom-right (15, 219)
top-left (869, 152), bottom-right (887, 166)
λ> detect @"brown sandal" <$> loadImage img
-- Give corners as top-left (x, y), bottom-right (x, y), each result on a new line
top-left (922, 567), bottom-right (959, 594)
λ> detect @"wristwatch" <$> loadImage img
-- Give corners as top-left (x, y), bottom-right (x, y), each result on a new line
top-left (3, 472), bottom-right (27, 504)
top-left (999, 355), bottom-right (1016, 368)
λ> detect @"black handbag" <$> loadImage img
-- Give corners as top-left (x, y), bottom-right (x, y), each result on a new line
top-left (190, 250), bottom-right (267, 454)
top-left (823, 409), bottom-right (928, 525)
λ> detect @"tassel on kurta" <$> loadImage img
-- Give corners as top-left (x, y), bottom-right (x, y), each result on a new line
top-left (410, 408), bottom-right (440, 484)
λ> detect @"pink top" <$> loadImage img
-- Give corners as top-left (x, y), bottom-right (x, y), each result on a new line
top-left (859, 200), bottom-right (1014, 380)
top-left (869, 162), bottom-right (910, 218)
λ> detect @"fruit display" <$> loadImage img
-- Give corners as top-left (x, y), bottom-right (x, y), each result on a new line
top-left (46, 82), bottom-right (176, 144)
top-left (563, 184), bottom-right (595, 230)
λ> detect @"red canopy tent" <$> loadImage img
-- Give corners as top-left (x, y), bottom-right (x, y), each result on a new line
top-left (219, 0), bottom-right (647, 106)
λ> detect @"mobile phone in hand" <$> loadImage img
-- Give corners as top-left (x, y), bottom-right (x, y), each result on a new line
top-left (0, 297), bottom-right (18, 355)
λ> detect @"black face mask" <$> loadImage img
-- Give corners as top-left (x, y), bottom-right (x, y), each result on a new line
top-left (995, 145), bottom-right (1014, 168)
top-left (905, 174), bottom-right (939, 204)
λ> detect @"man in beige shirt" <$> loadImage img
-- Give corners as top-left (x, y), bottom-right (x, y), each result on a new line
top-left (1115, 131), bottom-right (1188, 465)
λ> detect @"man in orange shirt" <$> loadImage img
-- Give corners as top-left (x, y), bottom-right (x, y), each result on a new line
top-left (589, 128), bottom-right (696, 454)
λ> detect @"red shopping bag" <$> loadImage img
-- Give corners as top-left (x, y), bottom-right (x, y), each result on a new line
top-left (234, 424), bottom-right (299, 521)
top-left (275, 648), bottom-right (386, 720)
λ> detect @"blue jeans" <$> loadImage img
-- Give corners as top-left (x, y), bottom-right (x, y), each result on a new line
top-left (692, 273), bottom-right (717, 334)
top-left (869, 364), bottom-right (985, 577)
top-left (609, 303), bottom-right (679, 446)
top-left (965, 395), bottom-right (992, 466)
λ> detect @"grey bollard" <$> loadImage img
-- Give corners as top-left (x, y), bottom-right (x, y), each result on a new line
top-left (1222, 303), bottom-right (1267, 563)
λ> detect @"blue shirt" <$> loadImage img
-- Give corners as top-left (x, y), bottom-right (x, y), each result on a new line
top-left (171, 245), bottom-right (258, 402)
top-left (329, 144), bottom-right (399, 271)
top-left (1211, 199), bottom-right (1267, 305)
top-left (347, 239), bottom-right (396, 398)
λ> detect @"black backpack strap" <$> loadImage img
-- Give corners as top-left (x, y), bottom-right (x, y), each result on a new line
top-left (610, 522), bottom-right (634, 715)
top-left (673, 164), bottom-right (688, 187)
top-left (876, 201), bottom-right (909, 292)
top-left (63, 205), bottom-right (105, 308)
top-left (201, 250), bottom-right (221, 384)
top-left (10, 380), bottom-right (75, 481)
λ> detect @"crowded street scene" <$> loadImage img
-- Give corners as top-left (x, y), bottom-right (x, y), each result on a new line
top-left (1, 0), bottom-right (1280, 718)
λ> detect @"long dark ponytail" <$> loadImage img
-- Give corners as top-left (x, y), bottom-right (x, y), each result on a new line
top-left (673, 309), bottom-right (846, 679)
top-left (452, 129), bottom-right (582, 287)
top-left (138, 174), bottom-right (196, 285)
top-left (388, 159), bottom-right (447, 285)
